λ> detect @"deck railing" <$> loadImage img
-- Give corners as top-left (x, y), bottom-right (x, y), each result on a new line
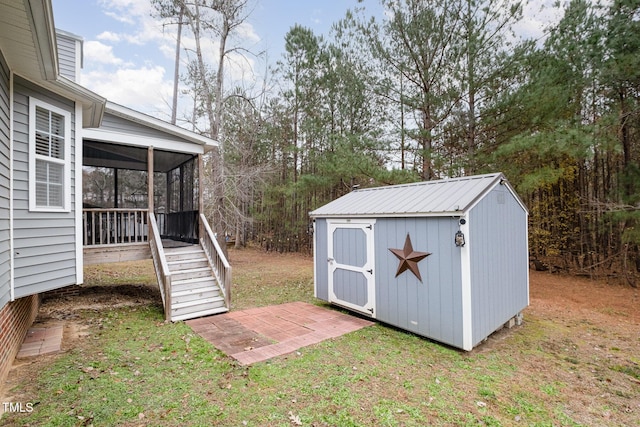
top-left (199, 213), bottom-right (232, 309)
top-left (149, 213), bottom-right (172, 321)
top-left (83, 208), bottom-right (149, 246)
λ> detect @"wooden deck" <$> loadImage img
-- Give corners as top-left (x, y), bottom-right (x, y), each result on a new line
top-left (83, 242), bottom-right (151, 265)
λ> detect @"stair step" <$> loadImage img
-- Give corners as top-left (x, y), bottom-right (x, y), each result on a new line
top-left (171, 306), bottom-right (229, 322)
top-left (172, 280), bottom-right (220, 295)
top-left (172, 276), bottom-right (216, 287)
top-left (168, 259), bottom-right (209, 271)
top-left (158, 242), bottom-right (229, 322)
top-left (165, 250), bottom-right (206, 262)
top-left (172, 287), bottom-right (220, 304)
top-left (172, 295), bottom-right (225, 310)
top-left (172, 282), bottom-right (218, 299)
top-left (171, 267), bottom-right (212, 281)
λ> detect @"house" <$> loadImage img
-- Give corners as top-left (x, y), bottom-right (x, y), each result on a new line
top-left (310, 173), bottom-right (529, 351)
top-left (0, 0), bottom-right (230, 385)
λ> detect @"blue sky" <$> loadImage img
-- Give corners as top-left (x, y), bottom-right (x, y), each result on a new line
top-left (51, 0), bottom-right (369, 121)
top-left (51, 0), bottom-right (560, 122)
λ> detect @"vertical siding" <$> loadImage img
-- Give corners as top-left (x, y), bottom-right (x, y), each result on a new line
top-left (313, 219), bottom-right (328, 300)
top-left (0, 51), bottom-right (11, 309)
top-left (12, 77), bottom-right (78, 298)
top-left (56, 32), bottom-right (80, 82)
top-left (469, 185), bottom-right (529, 346)
top-left (374, 217), bottom-right (464, 349)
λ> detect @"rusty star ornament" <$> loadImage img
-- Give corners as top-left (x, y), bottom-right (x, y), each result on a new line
top-left (389, 234), bottom-right (431, 282)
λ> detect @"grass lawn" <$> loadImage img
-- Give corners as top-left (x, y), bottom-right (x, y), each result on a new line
top-left (1, 247), bottom-right (639, 426)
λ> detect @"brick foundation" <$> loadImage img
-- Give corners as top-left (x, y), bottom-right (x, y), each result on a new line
top-left (0, 295), bottom-right (41, 386)
top-left (43, 284), bottom-right (81, 301)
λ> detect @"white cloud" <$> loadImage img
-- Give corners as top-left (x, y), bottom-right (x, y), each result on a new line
top-left (516, 0), bottom-right (564, 42)
top-left (235, 22), bottom-right (261, 44)
top-left (97, 31), bottom-right (122, 42)
top-left (99, 0), bottom-right (155, 22)
top-left (81, 0), bottom-right (266, 118)
top-left (83, 66), bottom-right (174, 115)
top-left (84, 40), bottom-right (125, 65)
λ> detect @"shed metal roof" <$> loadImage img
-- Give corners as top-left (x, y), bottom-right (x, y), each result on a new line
top-left (310, 173), bottom-right (525, 218)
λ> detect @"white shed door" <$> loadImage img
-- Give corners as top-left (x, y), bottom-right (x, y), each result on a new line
top-left (327, 220), bottom-right (376, 316)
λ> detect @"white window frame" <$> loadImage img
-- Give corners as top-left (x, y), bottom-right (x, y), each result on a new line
top-left (28, 97), bottom-right (72, 212)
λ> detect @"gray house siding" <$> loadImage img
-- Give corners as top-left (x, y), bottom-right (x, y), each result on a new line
top-left (375, 217), bottom-right (464, 349)
top-left (469, 185), bottom-right (528, 346)
top-left (99, 113), bottom-right (193, 143)
top-left (0, 51), bottom-right (11, 309)
top-left (56, 31), bottom-right (80, 82)
top-left (12, 77), bottom-right (78, 299)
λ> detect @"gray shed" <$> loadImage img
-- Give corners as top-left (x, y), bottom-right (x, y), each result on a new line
top-left (309, 172), bottom-right (529, 351)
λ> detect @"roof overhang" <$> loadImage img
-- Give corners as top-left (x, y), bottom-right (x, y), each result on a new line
top-left (83, 128), bottom-right (208, 156)
top-left (83, 140), bottom-right (194, 173)
top-left (105, 101), bottom-right (218, 151)
top-left (0, 0), bottom-right (105, 128)
top-left (41, 76), bottom-right (105, 127)
top-left (0, 0), bottom-right (57, 81)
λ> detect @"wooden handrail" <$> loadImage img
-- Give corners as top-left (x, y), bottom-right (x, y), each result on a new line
top-left (149, 213), bottom-right (172, 321)
top-left (199, 213), bottom-right (232, 309)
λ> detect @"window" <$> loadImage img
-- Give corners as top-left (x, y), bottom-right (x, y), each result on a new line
top-left (29, 98), bottom-right (72, 211)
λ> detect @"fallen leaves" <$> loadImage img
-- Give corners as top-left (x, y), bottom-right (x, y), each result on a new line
top-left (288, 411), bottom-right (302, 426)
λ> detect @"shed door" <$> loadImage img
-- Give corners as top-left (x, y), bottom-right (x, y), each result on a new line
top-left (327, 220), bottom-right (376, 316)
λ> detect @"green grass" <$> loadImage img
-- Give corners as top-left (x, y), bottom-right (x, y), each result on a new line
top-left (2, 249), bottom-right (638, 426)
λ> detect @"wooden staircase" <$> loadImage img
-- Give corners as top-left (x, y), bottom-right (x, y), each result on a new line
top-left (149, 213), bottom-right (231, 322)
top-left (164, 244), bottom-right (228, 321)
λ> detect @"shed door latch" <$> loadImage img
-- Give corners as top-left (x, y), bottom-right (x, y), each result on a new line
top-left (367, 307), bottom-right (374, 314)
top-left (367, 269), bottom-right (373, 274)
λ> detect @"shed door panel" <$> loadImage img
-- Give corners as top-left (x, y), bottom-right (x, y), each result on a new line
top-left (328, 220), bottom-right (375, 316)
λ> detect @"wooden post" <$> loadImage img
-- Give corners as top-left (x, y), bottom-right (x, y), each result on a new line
top-left (148, 146), bottom-right (154, 215)
top-left (198, 153), bottom-right (204, 240)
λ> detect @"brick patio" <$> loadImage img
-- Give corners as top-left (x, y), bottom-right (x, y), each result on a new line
top-left (187, 301), bottom-right (374, 365)
top-left (16, 324), bottom-right (63, 358)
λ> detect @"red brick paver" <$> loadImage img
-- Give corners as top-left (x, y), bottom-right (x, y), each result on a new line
top-left (187, 302), bottom-right (374, 365)
top-left (16, 325), bottom-right (63, 358)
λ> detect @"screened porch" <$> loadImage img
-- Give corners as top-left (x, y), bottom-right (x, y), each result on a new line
top-left (82, 140), bottom-right (203, 263)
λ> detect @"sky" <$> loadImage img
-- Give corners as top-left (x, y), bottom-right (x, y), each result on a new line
top-left (51, 0), bottom-right (563, 123)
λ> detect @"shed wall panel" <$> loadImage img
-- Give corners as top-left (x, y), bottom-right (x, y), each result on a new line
top-left (0, 50), bottom-right (11, 309)
top-left (12, 78), bottom-right (78, 296)
top-left (374, 217), bottom-right (464, 349)
top-left (314, 219), bottom-right (329, 300)
top-left (469, 185), bottom-right (528, 346)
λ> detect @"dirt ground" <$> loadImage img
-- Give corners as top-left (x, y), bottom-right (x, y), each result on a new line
top-left (2, 248), bottom-right (640, 424)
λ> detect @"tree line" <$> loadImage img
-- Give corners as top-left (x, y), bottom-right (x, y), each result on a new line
top-left (149, 0), bottom-right (639, 285)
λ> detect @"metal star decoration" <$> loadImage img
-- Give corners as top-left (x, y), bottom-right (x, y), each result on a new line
top-left (389, 234), bottom-right (431, 282)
